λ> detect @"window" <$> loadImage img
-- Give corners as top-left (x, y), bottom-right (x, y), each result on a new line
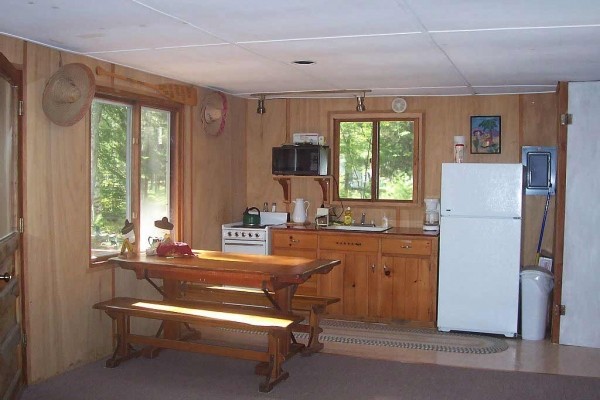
top-left (90, 95), bottom-right (179, 262)
top-left (333, 113), bottom-right (422, 204)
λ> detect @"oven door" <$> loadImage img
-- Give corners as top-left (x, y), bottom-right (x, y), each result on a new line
top-left (222, 239), bottom-right (267, 255)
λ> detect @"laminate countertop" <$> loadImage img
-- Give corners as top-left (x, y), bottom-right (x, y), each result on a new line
top-left (271, 224), bottom-right (439, 238)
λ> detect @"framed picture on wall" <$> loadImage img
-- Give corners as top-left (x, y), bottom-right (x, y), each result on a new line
top-left (470, 115), bottom-right (501, 154)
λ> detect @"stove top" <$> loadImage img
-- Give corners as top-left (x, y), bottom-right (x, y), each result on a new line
top-left (228, 224), bottom-right (267, 229)
top-left (223, 212), bottom-right (288, 231)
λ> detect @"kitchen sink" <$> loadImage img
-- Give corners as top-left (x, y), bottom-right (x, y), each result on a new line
top-left (322, 225), bottom-right (392, 232)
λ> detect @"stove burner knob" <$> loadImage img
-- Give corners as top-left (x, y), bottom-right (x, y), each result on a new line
top-left (235, 232), bottom-right (239, 237)
top-left (242, 232), bottom-right (246, 237)
top-left (227, 232), bottom-right (232, 237)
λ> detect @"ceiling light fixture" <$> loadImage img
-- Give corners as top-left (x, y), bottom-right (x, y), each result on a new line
top-left (251, 89), bottom-right (371, 114)
top-left (356, 92), bottom-right (366, 112)
top-left (292, 60), bottom-right (315, 65)
top-left (256, 96), bottom-right (266, 114)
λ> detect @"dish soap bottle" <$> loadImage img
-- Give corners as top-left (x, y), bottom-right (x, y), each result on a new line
top-left (343, 207), bottom-right (353, 225)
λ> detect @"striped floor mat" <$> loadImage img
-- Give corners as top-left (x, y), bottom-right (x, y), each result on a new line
top-left (311, 319), bottom-right (508, 354)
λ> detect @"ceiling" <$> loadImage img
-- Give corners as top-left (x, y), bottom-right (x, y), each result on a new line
top-left (2, 0), bottom-right (600, 98)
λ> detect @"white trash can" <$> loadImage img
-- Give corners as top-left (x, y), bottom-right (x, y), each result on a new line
top-left (520, 266), bottom-right (554, 340)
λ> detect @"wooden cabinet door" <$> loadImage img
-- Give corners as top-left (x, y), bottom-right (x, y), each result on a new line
top-left (368, 259), bottom-right (393, 319)
top-left (0, 52), bottom-right (24, 400)
top-left (317, 250), bottom-right (345, 315)
top-left (343, 253), bottom-right (376, 318)
top-left (318, 233), bottom-right (378, 318)
top-left (272, 231), bottom-right (318, 295)
top-left (383, 255), bottom-right (432, 323)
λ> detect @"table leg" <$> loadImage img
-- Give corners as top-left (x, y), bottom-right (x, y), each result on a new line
top-left (162, 279), bottom-right (181, 339)
top-left (273, 286), bottom-right (295, 355)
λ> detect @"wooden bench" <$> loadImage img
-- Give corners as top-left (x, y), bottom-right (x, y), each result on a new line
top-left (180, 284), bottom-right (340, 354)
top-left (93, 297), bottom-right (304, 392)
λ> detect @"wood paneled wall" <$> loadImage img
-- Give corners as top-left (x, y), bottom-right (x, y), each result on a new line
top-left (245, 93), bottom-right (557, 265)
top-left (2, 30), bottom-right (556, 384)
top-left (190, 94), bottom-right (247, 250)
top-left (520, 94), bottom-right (558, 266)
top-left (1, 34), bottom-right (245, 383)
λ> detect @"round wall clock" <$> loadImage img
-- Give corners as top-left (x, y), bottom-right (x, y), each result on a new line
top-left (391, 97), bottom-right (407, 113)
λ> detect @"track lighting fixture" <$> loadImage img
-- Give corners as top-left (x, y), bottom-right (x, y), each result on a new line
top-left (256, 96), bottom-right (266, 114)
top-left (356, 93), bottom-right (366, 112)
top-left (251, 89), bottom-right (371, 114)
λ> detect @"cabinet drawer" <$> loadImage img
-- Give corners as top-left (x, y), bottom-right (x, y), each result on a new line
top-left (319, 234), bottom-right (379, 253)
top-left (272, 231), bottom-right (317, 250)
top-left (381, 238), bottom-right (431, 256)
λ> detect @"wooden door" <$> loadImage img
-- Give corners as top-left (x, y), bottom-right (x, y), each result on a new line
top-left (0, 52), bottom-right (24, 399)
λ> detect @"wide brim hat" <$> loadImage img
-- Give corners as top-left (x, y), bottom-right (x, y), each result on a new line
top-left (42, 63), bottom-right (96, 126)
top-left (200, 91), bottom-right (228, 136)
top-left (154, 217), bottom-right (174, 230)
top-left (120, 219), bottom-right (134, 235)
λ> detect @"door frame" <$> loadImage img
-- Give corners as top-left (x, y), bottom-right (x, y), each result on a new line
top-left (550, 82), bottom-right (568, 343)
top-left (0, 50), bottom-right (27, 386)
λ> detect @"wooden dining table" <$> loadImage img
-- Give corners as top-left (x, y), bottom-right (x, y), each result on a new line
top-left (110, 250), bottom-right (341, 353)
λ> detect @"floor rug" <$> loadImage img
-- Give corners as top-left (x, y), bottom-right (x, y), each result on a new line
top-left (222, 318), bottom-right (508, 354)
top-left (313, 319), bottom-right (509, 354)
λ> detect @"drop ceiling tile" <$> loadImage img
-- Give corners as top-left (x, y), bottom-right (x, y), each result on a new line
top-left (473, 86), bottom-right (557, 95)
top-left (0, 0), bottom-right (223, 53)
top-left (91, 45), bottom-right (330, 94)
top-left (405, 0), bottom-right (600, 31)
top-left (137, 0), bottom-right (423, 42)
top-left (242, 34), bottom-right (468, 90)
top-left (372, 87), bottom-right (474, 96)
top-left (3, 0), bottom-right (600, 96)
top-left (433, 26), bottom-right (600, 86)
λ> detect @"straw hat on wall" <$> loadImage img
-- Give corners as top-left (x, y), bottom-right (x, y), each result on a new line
top-left (42, 63), bottom-right (95, 126)
top-left (200, 91), bottom-right (228, 136)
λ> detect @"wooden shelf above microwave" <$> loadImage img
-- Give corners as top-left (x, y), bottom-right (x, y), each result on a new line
top-left (273, 176), bottom-right (332, 209)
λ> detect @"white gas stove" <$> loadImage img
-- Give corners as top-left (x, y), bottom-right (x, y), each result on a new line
top-left (221, 212), bottom-right (288, 255)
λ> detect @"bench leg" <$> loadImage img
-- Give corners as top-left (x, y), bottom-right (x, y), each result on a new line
top-left (301, 305), bottom-right (325, 356)
top-left (105, 312), bottom-right (142, 368)
top-left (258, 331), bottom-right (289, 393)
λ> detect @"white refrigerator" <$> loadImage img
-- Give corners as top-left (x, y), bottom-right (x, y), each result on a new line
top-left (437, 163), bottom-right (523, 337)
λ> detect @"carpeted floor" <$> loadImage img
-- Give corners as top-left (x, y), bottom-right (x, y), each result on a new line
top-left (21, 350), bottom-right (599, 400)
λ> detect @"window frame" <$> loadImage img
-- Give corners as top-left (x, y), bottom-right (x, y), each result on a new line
top-left (89, 87), bottom-right (184, 265)
top-left (331, 112), bottom-right (424, 206)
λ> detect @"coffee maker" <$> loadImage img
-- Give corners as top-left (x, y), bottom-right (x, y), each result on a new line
top-left (423, 198), bottom-right (440, 231)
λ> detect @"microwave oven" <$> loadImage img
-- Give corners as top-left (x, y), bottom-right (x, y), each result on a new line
top-left (272, 145), bottom-right (329, 176)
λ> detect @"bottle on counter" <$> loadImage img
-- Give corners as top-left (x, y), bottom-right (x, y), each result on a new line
top-left (343, 207), bottom-right (353, 225)
top-left (453, 135), bottom-right (465, 163)
top-left (382, 214), bottom-right (389, 229)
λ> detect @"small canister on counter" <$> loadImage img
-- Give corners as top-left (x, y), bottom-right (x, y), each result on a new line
top-left (453, 135), bottom-right (465, 163)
